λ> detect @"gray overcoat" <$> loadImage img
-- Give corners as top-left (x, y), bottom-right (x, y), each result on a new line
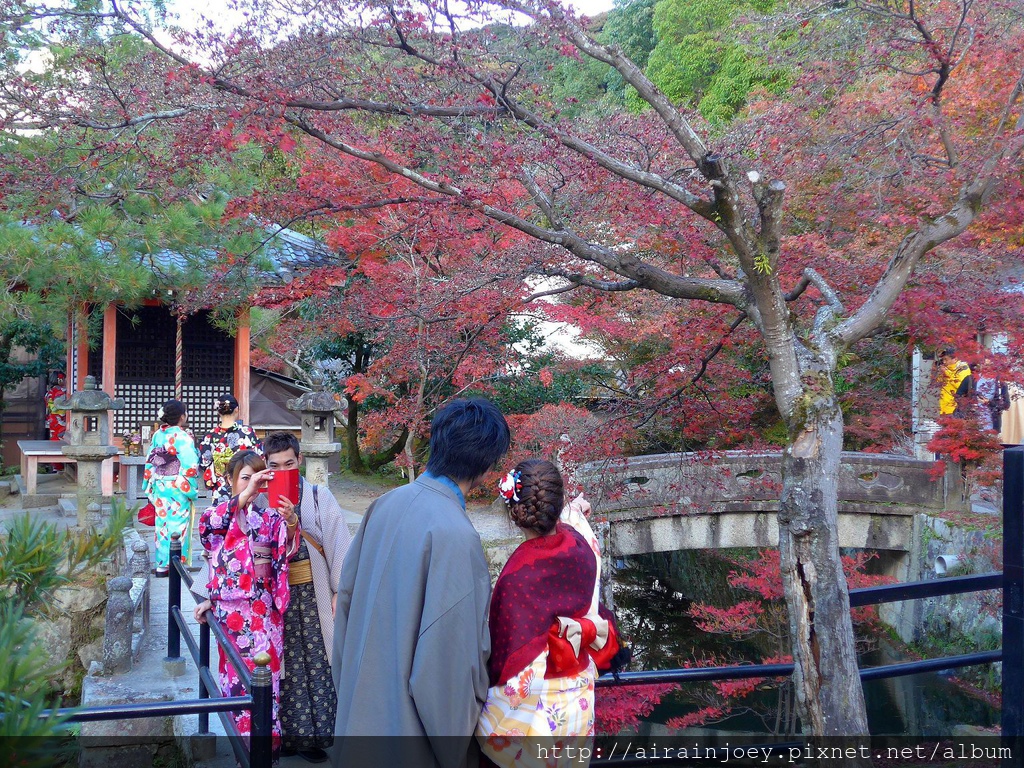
top-left (331, 474), bottom-right (491, 768)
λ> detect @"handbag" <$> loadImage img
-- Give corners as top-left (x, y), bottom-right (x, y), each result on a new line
top-left (138, 502), bottom-right (156, 526)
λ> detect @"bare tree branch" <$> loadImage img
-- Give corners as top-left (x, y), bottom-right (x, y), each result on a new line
top-left (285, 114), bottom-right (748, 306)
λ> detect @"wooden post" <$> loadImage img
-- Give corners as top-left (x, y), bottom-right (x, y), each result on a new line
top-left (234, 308), bottom-right (251, 424)
top-left (65, 311), bottom-right (74, 390)
top-left (101, 305), bottom-right (118, 488)
top-left (101, 304), bottom-right (117, 396)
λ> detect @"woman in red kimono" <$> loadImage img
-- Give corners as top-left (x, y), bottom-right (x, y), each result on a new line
top-left (477, 459), bottom-right (623, 768)
top-left (194, 450), bottom-right (298, 756)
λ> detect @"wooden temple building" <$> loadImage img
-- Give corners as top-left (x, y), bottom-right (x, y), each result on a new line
top-left (73, 304), bottom-right (250, 439)
top-left (4, 226), bottom-right (334, 468)
top-left (71, 227), bottom-right (334, 439)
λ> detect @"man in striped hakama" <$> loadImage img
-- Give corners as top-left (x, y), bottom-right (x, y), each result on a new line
top-left (263, 431), bottom-right (352, 763)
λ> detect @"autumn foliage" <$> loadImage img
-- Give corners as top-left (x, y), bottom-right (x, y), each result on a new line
top-left (665, 549), bottom-right (894, 731)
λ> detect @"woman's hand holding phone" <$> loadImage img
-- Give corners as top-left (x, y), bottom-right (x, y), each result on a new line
top-left (238, 468), bottom-right (274, 509)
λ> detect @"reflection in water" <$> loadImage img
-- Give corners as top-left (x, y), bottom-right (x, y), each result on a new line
top-left (611, 552), bottom-right (999, 736)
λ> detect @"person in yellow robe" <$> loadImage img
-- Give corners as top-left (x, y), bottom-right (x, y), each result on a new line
top-left (937, 349), bottom-right (972, 416)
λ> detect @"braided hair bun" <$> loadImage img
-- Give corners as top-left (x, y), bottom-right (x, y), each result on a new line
top-left (507, 459), bottom-right (564, 536)
top-left (217, 394), bottom-right (239, 416)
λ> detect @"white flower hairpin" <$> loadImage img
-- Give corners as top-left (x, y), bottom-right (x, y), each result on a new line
top-left (498, 469), bottom-right (522, 504)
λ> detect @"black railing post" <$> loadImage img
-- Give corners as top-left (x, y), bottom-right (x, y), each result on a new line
top-left (198, 620), bottom-right (210, 734)
top-left (249, 651), bottom-right (274, 768)
top-left (250, 652), bottom-right (274, 768)
top-left (167, 533), bottom-right (182, 664)
top-left (1002, 446), bottom-right (1024, 766)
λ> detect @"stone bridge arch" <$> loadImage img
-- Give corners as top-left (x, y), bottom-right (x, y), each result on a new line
top-left (577, 451), bottom-right (964, 557)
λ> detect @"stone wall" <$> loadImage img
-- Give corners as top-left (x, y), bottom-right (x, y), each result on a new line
top-left (880, 512), bottom-right (1002, 662)
top-left (37, 563), bottom-right (118, 696)
top-left (579, 450), bottom-right (965, 518)
top-left (917, 514), bottom-right (1001, 650)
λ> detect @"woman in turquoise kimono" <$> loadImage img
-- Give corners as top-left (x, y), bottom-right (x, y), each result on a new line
top-left (143, 399), bottom-right (200, 576)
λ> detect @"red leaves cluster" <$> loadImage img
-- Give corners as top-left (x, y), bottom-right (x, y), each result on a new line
top-left (688, 599), bottom-right (762, 637)
top-left (595, 684), bottom-right (679, 736)
top-left (674, 549), bottom-right (895, 730)
top-left (926, 413), bottom-right (1004, 477)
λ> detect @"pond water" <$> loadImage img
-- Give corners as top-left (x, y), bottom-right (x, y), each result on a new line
top-left (609, 551), bottom-right (999, 737)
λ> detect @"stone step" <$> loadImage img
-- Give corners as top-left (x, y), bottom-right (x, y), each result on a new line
top-left (78, 672), bottom-right (181, 768)
top-left (15, 474), bottom-right (61, 508)
top-left (56, 498), bottom-right (121, 519)
top-left (57, 497), bottom-right (77, 518)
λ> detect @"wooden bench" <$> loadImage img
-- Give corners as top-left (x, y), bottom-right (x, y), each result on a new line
top-left (18, 440), bottom-right (116, 496)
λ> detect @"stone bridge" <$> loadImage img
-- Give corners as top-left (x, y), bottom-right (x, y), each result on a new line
top-left (576, 451), bottom-right (964, 557)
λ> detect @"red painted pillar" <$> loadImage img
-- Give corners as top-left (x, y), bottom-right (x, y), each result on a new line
top-left (65, 311), bottom-right (74, 390)
top-left (234, 308), bottom-right (251, 424)
top-left (101, 303), bottom-right (118, 491)
top-left (102, 304), bottom-right (117, 396)
top-left (75, 304), bottom-right (90, 391)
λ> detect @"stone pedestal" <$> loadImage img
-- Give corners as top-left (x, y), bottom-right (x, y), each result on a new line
top-left (63, 447), bottom-right (119, 526)
top-left (287, 390), bottom-right (344, 485)
top-left (79, 676), bottom-right (177, 768)
top-left (301, 444), bottom-right (340, 486)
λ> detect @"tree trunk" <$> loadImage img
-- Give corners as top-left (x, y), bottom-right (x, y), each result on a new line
top-left (367, 426), bottom-right (410, 471)
top-left (779, 399), bottom-right (871, 764)
top-left (345, 395), bottom-right (368, 474)
top-left (403, 428), bottom-right (417, 483)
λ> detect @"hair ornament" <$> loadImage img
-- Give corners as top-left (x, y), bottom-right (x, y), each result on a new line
top-left (157, 406), bottom-right (165, 421)
top-left (498, 469), bottom-right (522, 504)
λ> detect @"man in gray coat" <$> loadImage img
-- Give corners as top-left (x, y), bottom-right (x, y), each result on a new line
top-left (331, 399), bottom-right (510, 768)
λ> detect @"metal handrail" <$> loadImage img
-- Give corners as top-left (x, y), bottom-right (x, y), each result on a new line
top-left (50, 696), bottom-right (253, 721)
top-left (169, 567), bottom-right (252, 690)
top-left (170, 602), bottom-right (248, 747)
top-left (849, 572), bottom-right (1002, 606)
top-left (169, 596), bottom-right (251, 767)
top-left (166, 535), bottom-right (272, 768)
top-left (596, 649), bottom-right (1003, 687)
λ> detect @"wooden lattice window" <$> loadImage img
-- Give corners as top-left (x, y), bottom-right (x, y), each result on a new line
top-left (84, 305), bottom-right (234, 437)
top-left (117, 307), bottom-right (176, 382)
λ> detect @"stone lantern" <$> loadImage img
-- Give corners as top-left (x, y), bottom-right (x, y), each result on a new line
top-left (54, 375), bottom-right (125, 527)
top-left (286, 390), bottom-right (343, 486)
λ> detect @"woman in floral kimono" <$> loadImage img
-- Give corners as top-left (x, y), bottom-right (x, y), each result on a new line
top-left (195, 450), bottom-right (298, 757)
top-left (198, 394), bottom-right (262, 507)
top-left (477, 459), bottom-right (623, 768)
top-left (142, 400), bottom-right (200, 576)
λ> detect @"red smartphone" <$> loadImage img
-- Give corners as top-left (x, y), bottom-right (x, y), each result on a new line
top-left (266, 468), bottom-right (300, 507)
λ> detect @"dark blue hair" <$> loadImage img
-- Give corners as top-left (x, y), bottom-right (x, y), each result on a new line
top-left (425, 398), bottom-right (510, 482)
top-left (263, 430), bottom-right (300, 458)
